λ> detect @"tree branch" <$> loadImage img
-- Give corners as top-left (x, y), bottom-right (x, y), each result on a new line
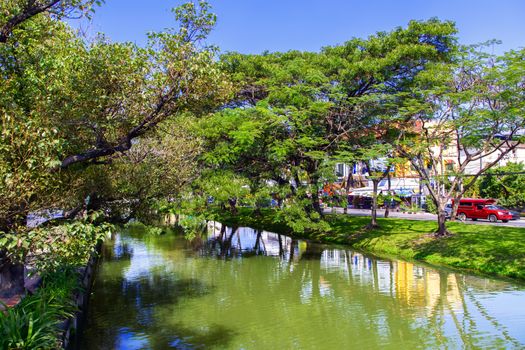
top-left (0, 0), bottom-right (61, 43)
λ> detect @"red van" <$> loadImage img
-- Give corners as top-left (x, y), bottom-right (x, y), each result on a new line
top-left (453, 198), bottom-right (513, 223)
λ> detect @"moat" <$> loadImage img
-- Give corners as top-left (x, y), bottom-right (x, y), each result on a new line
top-left (77, 222), bottom-right (525, 349)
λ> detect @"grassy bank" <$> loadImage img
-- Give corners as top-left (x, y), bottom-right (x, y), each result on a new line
top-left (214, 208), bottom-right (525, 281)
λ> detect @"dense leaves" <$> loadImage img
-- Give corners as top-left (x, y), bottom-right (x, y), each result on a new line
top-left (0, 0), bottom-right (232, 233)
top-left (190, 19), bottom-right (459, 231)
top-left (0, 268), bottom-right (82, 349)
top-left (477, 163), bottom-right (525, 210)
top-left (396, 45), bottom-right (525, 235)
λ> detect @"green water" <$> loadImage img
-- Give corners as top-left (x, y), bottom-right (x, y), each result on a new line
top-left (77, 222), bottom-right (525, 349)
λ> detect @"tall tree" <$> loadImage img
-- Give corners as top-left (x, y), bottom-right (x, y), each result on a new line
top-left (195, 19), bottom-right (458, 232)
top-left (219, 50), bottom-right (334, 220)
top-left (397, 46), bottom-right (525, 236)
top-left (0, 1), bottom-right (232, 231)
top-left (321, 19), bottom-right (458, 228)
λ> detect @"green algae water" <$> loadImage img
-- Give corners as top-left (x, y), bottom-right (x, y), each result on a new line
top-left (77, 222), bottom-right (525, 349)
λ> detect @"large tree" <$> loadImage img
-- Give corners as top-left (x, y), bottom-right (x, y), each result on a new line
top-left (322, 19), bottom-right (457, 228)
top-left (397, 46), bottom-right (525, 236)
top-left (218, 50), bottom-right (333, 223)
top-left (193, 19), bottom-right (458, 232)
top-left (0, 1), bottom-right (232, 231)
top-left (0, 0), bottom-right (232, 294)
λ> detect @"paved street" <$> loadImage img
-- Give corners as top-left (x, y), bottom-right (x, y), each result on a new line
top-left (324, 207), bottom-right (525, 228)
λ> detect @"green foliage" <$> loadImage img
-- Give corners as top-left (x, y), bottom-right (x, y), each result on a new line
top-left (196, 170), bottom-right (251, 206)
top-left (178, 215), bottom-right (208, 239)
top-left (0, 268), bottom-right (80, 350)
top-left (0, 0), bottom-right (103, 24)
top-left (0, 297), bottom-right (65, 349)
top-left (197, 19), bottom-right (459, 230)
top-left (0, 0), bottom-right (232, 232)
top-left (1, 219), bottom-right (112, 273)
top-left (477, 162), bottom-right (525, 210)
top-left (102, 115), bottom-right (204, 221)
top-left (425, 196), bottom-right (438, 214)
top-left (0, 114), bottom-right (65, 230)
top-left (272, 192), bottom-right (331, 234)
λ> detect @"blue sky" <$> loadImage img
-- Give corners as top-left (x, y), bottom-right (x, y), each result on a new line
top-left (75, 0), bottom-right (525, 54)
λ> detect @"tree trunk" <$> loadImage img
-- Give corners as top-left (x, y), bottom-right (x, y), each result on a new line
top-left (228, 198), bottom-right (238, 215)
top-left (310, 177), bottom-right (323, 217)
top-left (436, 211), bottom-right (448, 236)
top-left (384, 172), bottom-right (391, 218)
top-left (254, 230), bottom-right (262, 252)
top-left (450, 196), bottom-right (461, 222)
top-left (289, 239), bottom-right (296, 262)
top-left (368, 179), bottom-right (379, 229)
top-left (345, 164), bottom-right (355, 192)
top-left (435, 202), bottom-right (450, 237)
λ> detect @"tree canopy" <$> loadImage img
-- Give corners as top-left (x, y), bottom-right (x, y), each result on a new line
top-left (1, 0), bottom-right (524, 247)
top-left (0, 1), bottom-right (233, 232)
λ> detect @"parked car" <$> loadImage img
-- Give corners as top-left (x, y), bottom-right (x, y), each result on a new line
top-left (453, 198), bottom-right (514, 223)
top-left (484, 205), bottom-right (521, 220)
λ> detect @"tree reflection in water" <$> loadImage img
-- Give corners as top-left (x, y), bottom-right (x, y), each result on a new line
top-left (76, 222), bottom-right (525, 349)
top-left (202, 221), bottom-right (524, 348)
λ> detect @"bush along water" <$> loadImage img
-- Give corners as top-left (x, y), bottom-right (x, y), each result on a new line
top-left (0, 269), bottom-right (79, 349)
top-left (0, 216), bottom-right (113, 349)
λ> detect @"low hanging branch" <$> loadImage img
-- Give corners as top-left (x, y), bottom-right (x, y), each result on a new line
top-left (60, 88), bottom-right (176, 168)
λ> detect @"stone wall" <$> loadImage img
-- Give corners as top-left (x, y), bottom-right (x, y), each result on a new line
top-left (60, 242), bottom-right (101, 349)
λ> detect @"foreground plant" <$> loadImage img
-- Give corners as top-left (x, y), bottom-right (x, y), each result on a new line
top-left (0, 269), bottom-right (80, 349)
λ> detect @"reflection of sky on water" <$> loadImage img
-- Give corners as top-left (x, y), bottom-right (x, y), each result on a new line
top-left (118, 237), bottom-right (168, 282)
top-left (116, 328), bottom-right (148, 350)
top-left (81, 223), bottom-right (525, 349)
top-left (207, 222), bottom-right (293, 258)
top-left (207, 221), bottom-right (525, 346)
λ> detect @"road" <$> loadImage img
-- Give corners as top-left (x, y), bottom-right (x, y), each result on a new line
top-left (324, 207), bottom-right (525, 228)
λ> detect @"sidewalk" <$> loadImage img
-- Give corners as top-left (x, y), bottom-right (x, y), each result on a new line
top-left (324, 207), bottom-right (436, 220)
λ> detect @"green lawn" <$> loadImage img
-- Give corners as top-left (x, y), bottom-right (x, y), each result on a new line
top-left (213, 208), bottom-right (525, 281)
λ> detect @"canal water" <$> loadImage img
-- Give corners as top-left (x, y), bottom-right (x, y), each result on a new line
top-left (77, 222), bottom-right (525, 349)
